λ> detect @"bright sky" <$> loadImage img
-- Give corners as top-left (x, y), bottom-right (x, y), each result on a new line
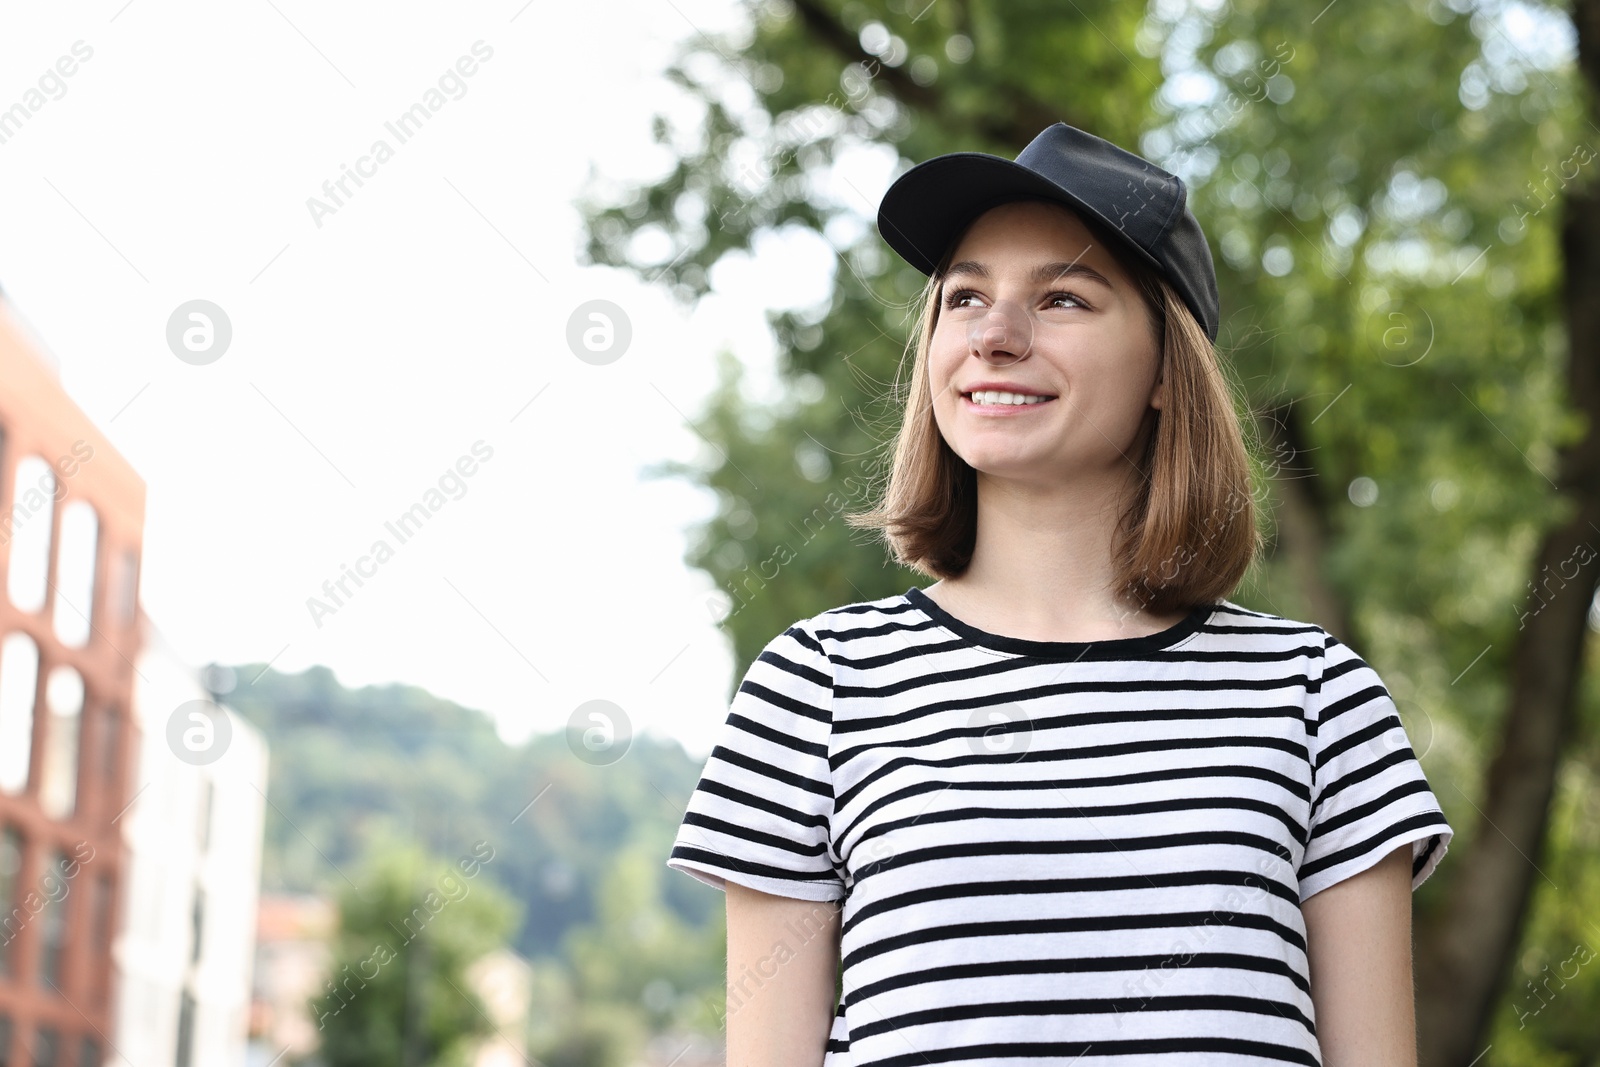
top-left (0, 0), bottom-right (898, 758)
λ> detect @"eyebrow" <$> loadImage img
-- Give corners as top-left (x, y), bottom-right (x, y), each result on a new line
top-left (942, 259), bottom-right (1115, 289)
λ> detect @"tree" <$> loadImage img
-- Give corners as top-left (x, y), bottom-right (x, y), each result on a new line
top-left (530, 839), bottom-right (725, 1067)
top-left (579, 0), bottom-right (1600, 1062)
top-left (220, 664), bottom-right (722, 959)
top-left (310, 838), bottom-right (520, 1067)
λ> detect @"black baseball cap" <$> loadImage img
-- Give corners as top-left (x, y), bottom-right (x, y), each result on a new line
top-left (876, 122), bottom-right (1221, 342)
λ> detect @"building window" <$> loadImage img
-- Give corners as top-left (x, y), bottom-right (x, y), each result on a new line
top-left (51, 501), bottom-right (98, 649)
top-left (91, 875), bottom-right (112, 954)
top-left (97, 704), bottom-right (120, 783)
top-left (174, 990), bottom-right (196, 1067)
top-left (37, 850), bottom-right (68, 991)
top-left (31, 1026), bottom-right (59, 1067)
top-left (5, 456), bottom-right (55, 614)
top-left (0, 828), bottom-right (20, 978)
top-left (190, 888), bottom-right (204, 965)
top-left (111, 549), bottom-right (138, 627)
top-left (197, 780), bottom-right (213, 852)
top-left (0, 633), bottom-right (39, 795)
top-left (41, 666), bottom-right (84, 820)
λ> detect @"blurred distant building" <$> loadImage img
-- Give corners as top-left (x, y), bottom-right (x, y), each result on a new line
top-left (113, 623), bottom-right (268, 1067)
top-left (0, 296), bottom-right (146, 1063)
top-left (248, 894), bottom-right (334, 1064)
top-left (638, 1032), bottom-right (722, 1067)
top-left (248, 904), bottom-right (536, 1067)
top-left (0, 294), bottom-right (269, 1065)
top-left (466, 949), bottom-right (532, 1067)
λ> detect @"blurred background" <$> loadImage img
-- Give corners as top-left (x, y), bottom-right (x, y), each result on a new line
top-left (0, 0), bottom-right (1596, 1064)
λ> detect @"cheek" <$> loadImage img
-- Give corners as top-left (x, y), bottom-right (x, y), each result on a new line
top-left (1092, 359), bottom-right (1160, 431)
top-left (927, 351), bottom-right (963, 436)
top-left (925, 354), bottom-right (956, 399)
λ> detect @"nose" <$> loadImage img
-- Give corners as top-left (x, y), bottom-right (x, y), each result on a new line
top-left (968, 298), bottom-right (1034, 367)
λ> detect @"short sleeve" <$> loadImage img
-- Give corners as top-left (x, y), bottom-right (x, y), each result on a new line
top-left (1297, 632), bottom-right (1453, 903)
top-left (665, 620), bottom-right (844, 902)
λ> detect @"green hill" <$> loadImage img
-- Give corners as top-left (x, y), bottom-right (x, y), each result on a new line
top-left (215, 663), bottom-right (721, 958)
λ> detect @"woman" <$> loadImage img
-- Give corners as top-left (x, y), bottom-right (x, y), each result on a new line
top-left (668, 123), bottom-right (1452, 1067)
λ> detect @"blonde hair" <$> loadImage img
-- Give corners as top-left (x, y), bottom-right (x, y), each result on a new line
top-left (846, 207), bottom-right (1263, 615)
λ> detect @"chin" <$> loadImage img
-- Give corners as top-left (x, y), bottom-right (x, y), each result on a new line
top-left (955, 449), bottom-right (1057, 481)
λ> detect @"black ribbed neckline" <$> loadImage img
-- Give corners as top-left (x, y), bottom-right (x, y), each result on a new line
top-left (904, 586), bottom-right (1214, 661)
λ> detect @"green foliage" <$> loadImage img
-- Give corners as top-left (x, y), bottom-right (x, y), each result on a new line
top-left (218, 665), bottom-right (506, 894)
top-left (221, 664), bottom-right (732, 1062)
top-left (309, 838), bottom-right (518, 1067)
top-left (559, 840), bottom-right (727, 1032)
top-left (220, 664), bottom-right (721, 958)
top-left (583, 0), bottom-right (1585, 693)
top-left (531, 1003), bottom-right (649, 1067)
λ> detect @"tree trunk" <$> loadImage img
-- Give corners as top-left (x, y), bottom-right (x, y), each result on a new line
top-left (1260, 403), bottom-right (1356, 644)
top-left (1414, 2), bottom-right (1600, 1059)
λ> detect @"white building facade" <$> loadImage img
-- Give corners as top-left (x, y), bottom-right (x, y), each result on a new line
top-left (112, 619), bottom-right (268, 1067)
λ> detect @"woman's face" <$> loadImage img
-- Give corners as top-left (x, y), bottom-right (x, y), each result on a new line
top-left (928, 199), bottom-right (1164, 489)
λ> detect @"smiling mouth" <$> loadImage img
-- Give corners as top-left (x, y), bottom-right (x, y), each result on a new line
top-left (961, 389), bottom-right (1057, 406)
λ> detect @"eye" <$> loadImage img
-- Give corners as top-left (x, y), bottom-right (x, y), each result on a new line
top-left (942, 288), bottom-right (981, 309)
top-left (1046, 290), bottom-right (1090, 310)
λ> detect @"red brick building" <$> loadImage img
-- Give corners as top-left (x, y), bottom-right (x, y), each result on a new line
top-left (0, 296), bottom-right (144, 1066)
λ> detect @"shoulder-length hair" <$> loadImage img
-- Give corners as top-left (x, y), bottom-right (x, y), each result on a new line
top-left (846, 208), bottom-right (1264, 615)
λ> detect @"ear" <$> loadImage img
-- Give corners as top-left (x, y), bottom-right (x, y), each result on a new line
top-left (1150, 371), bottom-right (1167, 411)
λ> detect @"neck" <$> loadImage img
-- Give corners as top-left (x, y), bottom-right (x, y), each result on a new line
top-left (933, 463), bottom-right (1174, 641)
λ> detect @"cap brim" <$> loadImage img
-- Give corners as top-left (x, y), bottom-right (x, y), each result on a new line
top-left (876, 152), bottom-right (1165, 280)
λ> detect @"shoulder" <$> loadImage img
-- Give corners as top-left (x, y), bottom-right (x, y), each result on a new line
top-left (1200, 603), bottom-right (1351, 710)
top-left (789, 589), bottom-right (920, 648)
top-left (745, 591), bottom-right (927, 680)
top-left (1205, 598), bottom-right (1328, 635)
top-left (746, 591), bottom-right (915, 678)
top-left (1209, 611), bottom-right (1399, 734)
top-left (1213, 605), bottom-right (1388, 694)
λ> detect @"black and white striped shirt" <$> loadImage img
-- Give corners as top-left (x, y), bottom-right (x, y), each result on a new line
top-left (667, 588), bottom-right (1452, 1065)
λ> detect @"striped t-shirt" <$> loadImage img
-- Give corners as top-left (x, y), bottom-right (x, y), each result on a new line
top-left (667, 588), bottom-right (1453, 1066)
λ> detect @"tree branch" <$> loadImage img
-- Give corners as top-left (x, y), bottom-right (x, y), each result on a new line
top-left (786, 0), bottom-right (1082, 148)
top-left (1260, 403), bottom-right (1355, 642)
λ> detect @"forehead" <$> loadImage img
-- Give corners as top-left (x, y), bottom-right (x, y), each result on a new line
top-left (942, 199), bottom-right (1123, 280)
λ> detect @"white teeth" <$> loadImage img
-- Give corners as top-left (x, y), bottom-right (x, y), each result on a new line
top-left (967, 390), bottom-right (1050, 406)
